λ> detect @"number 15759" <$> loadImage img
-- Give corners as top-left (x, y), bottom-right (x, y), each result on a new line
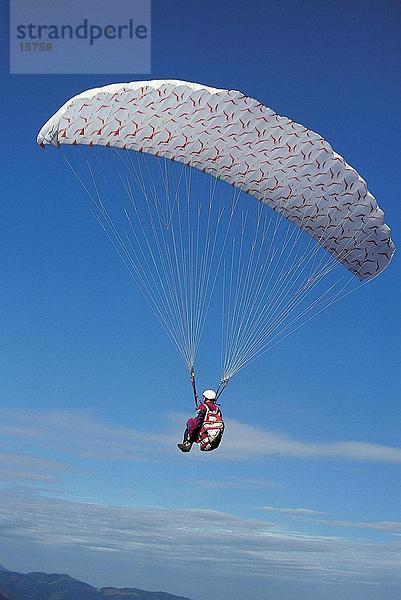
top-left (19, 42), bottom-right (53, 51)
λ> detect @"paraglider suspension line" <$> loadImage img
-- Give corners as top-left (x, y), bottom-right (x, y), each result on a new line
top-left (215, 378), bottom-right (229, 401)
top-left (190, 366), bottom-right (199, 407)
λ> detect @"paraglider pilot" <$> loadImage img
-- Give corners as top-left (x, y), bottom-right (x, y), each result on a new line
top-left (177, 369), bottom-right (225, 453)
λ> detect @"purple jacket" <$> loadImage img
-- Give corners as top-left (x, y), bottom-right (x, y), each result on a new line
top-left (186, 400), bottom-right (218, 439)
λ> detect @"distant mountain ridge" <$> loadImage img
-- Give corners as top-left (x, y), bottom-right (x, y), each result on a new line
top-left (0, 566), bottom-right (193, 600)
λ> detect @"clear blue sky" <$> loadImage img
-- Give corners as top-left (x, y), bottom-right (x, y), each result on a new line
top-left (0, 1), bottom-right (400, 599)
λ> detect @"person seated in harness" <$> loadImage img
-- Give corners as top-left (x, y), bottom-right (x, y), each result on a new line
top-left (177, 374), bottom-right (225, 453)
top-left (177, 389), bottom-right (221, 452)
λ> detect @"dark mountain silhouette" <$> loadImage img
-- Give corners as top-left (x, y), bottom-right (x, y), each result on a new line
top-left (0, 566), bottom-right (192, 600)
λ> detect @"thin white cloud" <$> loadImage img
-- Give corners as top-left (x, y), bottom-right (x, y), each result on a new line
top-left (1, 409), bottom-right (400, 465)
top-left (219, 421), bottom-right (401, 463)
top-left (261, 506), bottom-right (401, 534)
top-left (0, 452), bottom-right (68, 483)
top-left (0, 409), bottom-right (173, 462)
top-left (304, 517), bottom-right (401, 534)
top-left (194, 478), bottom-right (283, 490)
top-left (0, 493), bottom-right (399, 588)
top-left (262, 506), bottom-right (329, 516)
top-left (316, 519), bottom-right (401, 533)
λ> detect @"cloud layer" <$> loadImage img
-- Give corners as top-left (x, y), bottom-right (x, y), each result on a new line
top-left (0, 493), bottom-right (399, 589)
top-left (1, 409), bottom-right (400, 465)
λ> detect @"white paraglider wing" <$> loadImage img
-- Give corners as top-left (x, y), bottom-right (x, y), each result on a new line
top-left (38, 79), bottom-right (394, 280)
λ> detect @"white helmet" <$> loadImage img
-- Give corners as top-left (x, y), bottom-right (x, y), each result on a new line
top-left (203, 389), bottom-right (216, 401)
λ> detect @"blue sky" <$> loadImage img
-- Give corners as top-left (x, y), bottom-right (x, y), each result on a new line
top-left (0, 1), bottom-right (400, 599)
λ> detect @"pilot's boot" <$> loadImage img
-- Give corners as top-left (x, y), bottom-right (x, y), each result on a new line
top-left (177, 439), bottom-right (192, 452)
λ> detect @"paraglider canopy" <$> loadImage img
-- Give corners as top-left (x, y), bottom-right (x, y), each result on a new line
top-left (37, 79), bottom-right (395, 385)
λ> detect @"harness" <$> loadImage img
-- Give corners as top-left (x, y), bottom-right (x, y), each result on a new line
top-left (189, 368), bottom-right (226, 451)
top-left (197, 403), bottom-right (225, 451)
